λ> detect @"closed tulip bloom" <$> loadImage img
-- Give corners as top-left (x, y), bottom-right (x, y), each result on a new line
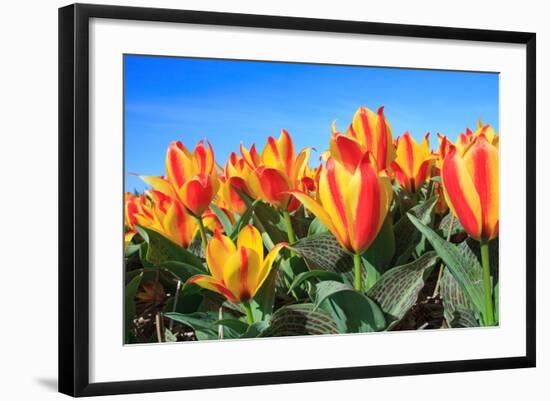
top-left (441, 134), bottom-right (499, 241)
top-left (219, 151), bottom-right (255, 215)
top-left (391, 132), bottom-right (435, 193)
top-left (455, 120), bottom-right (499, 155)
top-left (292, 152), bottom-right (392, 256)
top-left (332, 106), bottom-right (396, 172)
top-left (142, 140), bottom-right (219, 217)
top-left (188, 225), bottom-right (287, 304)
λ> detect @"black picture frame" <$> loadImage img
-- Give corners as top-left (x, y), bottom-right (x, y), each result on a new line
top-left (59, 3), bottom-right (536, 397)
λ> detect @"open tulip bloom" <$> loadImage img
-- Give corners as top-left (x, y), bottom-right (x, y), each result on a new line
top-left (188, 225), bottom-right (287, 324)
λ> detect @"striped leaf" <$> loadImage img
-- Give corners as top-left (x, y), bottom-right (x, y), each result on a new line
top-left (289, 232), bottom-right (363, 287)
top-left (263, 303), bottom-right (339, 337)
top-left (367, 252), bottom-right (439, 325)
top-left (407, 214), bottom-right (486, 322)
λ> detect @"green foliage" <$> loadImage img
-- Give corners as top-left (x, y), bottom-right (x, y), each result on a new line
top-left (393, 196), bottom-right (438, 265)
top-left (407, 214), bottom-right (487, 322)
top-left (135, 225), bottom-right (203, 269)
top-left (315, 281), bottom-right (386, 333)
top-left (367, 252), bottom-right (439, 326)
top-left (263, 303), bottom-right (339, 336)
top-left (125, 273), bottom-right (143, 339)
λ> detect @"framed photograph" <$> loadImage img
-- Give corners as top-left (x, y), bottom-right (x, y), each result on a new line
top-left (58, 3), bottom-right (536, 397)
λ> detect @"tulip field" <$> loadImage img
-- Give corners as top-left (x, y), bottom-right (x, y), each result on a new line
top-left (124, 105), bottom-right (499, 343)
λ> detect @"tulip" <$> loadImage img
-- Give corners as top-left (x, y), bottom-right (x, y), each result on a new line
top-left (455, 120), bottom-right (499, 155)
top-left (441, 133), bottom-right (499, 325)
top-left (202, 205), bottom-right (235, 233)
top-left (433, 133), bottom-right (454, 214)
top-left (125, 191), bottom-right (197, 249)
top-left (291, 152), bottom-right (392, 291)
top-left (246, 129), bottom-right (313, 245)
top-left (219, 151), bottom-right (256, 215)
top-left (332, 106), bottom-right (396, 172)
top-left (188, 225), bottom-right (287, 323)
top-left (141, 139), bottom-right (220, 249)
top-left (390, 132), bottom-right (435, 194)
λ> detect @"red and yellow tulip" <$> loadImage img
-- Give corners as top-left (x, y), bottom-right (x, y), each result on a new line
top-left (455, 120), bottom-right (499, 155)
top-left (188, 225), bottom-right (287, 304)
top-left (142, 140), bottom-right (219, 217)
top-left (332, 106), bottom-right (396, 172)
top-left (291, 152), bottom-right (392, 256)
top-left (390, 132), bottom-right (435, 193)
top-left (124, 191), bottom-right (197, 248)
top-left (441, 134), bottom-right (499, 241)
top-left (246, 129), bottom-right (313, 211)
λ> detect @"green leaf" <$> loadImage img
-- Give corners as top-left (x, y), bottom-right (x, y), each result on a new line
top-left (229, 200), bottom-right (260, 239)
top-left (367, 251), bottom-right (439, 326)
top-left (278, 256), bottom-right (310, 299)
top-left (135, 225), bottom-right (203, 268)
top-left (213, 318), bottom-right (249, 335)
top-left (448, 307), bottom-right (480, 328)
top-left (161, 260), bottom-right (205, 281)
top-left (440, 267), bottom-right (477, 325)
top-left (363, 214), bottom-right (395, 271)
top-left (307, 217), bottom-right (329, 236)
top-left (241, 321), bottom-right (270, 338)
top-left (315, 281), bottom-right (386, 333)
top-left (438, 213), bottom-right (464, 238)
top-left (164, 311), bottom-right (243, 340)
top-left (287, 270), bottom-right (343, 295)
top-left (393, 196), bottom-right (437, 265)
top-left (250, 267), bottom-right (279, 321)
top-left (263, 303), bottom-right (339, 336)
top-left (253, 201), bottom-right (288, 245)
top-left (407, 213), bottom-right (486, 321)
top-left (125, 273), bottom-right (143, 336)
top-left (289, 232), bottom-right (360, 288)
top-left (209, 203), bottom-right (233, 234)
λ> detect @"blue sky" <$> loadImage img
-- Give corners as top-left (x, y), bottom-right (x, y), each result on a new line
top-left (124, 55), bottom-right (499, 193)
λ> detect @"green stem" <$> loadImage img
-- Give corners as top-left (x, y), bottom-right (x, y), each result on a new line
top-left (242, 301), bottom-right (255, 325)
top-left (480, 240), bottom-right (495, 326)
top-left (282, 210), bottom-right (296, 244)
top-left (196, 216), bottom-right (208, 251)
top-left (354, 254), bottom-right (363, 292)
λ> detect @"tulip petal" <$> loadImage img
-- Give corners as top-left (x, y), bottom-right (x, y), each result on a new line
top-left (188, 275), bottom-right (237, 303)
top-left (256, 242), bottom-right (287, 293)
top-left (463, 135), bottom-right (499, 240)
top-left (139, 175), bottom-right (177, 199)
top-left (290, 190), bottom-right (350, 252)
top-left (163, 200), bottom-right (195, 248)
top-left (329, 134), bottom-right (364, 173)
top-left (413, 158), bottom-right (433, 193)
top-left (223, 247), bottom-right (262, 302)
top-left (206, 230), bottom-right (236, 281)
top-left (237, 224), bottom-right (264, 264)
top-left (441, 147), bottom-right (483, 240)
top-left (351, 106), bottom-right (378, 150)
top-left (166, 141), bottom-right (194, 189)
top-left (318, 158), bottom-right (352, 246)
top-left (344, 154), bottom-right (387, 254)
top-left (277, 129), bottom-right (295, 177)
top-left (181, 174), bottom-right (218, 216)
top-left (259, 167), bottom-right (291, 208)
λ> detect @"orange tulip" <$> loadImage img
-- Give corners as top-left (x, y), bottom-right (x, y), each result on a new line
top-left (142, 140), bottom-right (219, 217)
top-left (188, 225), bottom-right (287, 304)
top-left (246, 129), bottom-right (313, 211)
top-left (332, 106), bottom-right (395, 172)
top-left (125, 190), bottom-right (197, 248)
top-left (441, 134), bottom-right (499, 241)
top-left (390, 132), bottom-right (435, 193)
top-left (291, 152), bottom-right (392, 256)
